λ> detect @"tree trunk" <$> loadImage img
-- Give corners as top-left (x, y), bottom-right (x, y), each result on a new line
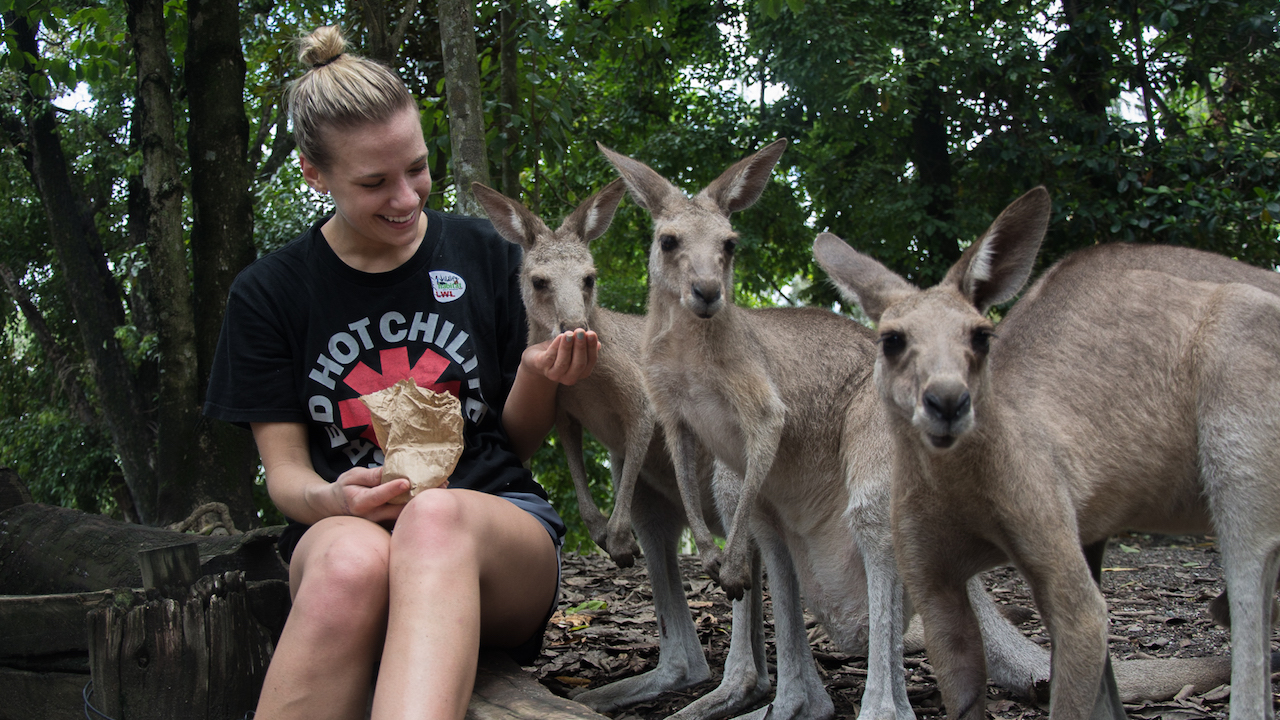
top-left (1058, 0), bottom-right (1113, 122)
top-left (438, 0), bottom-right (493, 215)
top-left (909, 84), bottom-right (957, 284)
top-left (499, 2), bottom-right (522, 198)
top-left (8, 14), bottom-right (159, 524)
top-left (185, 0), bottom-right (261, 530)
top-left (361, 0), bottom-right (419, 64)
top-left (127, 0), bottom-right (203, 527)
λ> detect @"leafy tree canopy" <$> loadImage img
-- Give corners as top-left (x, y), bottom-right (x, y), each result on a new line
top-left (0, 0), bottom-right (1275, 547)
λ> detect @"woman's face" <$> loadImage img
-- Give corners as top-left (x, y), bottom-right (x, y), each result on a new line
top-left (301, 105), bottom-right (432, 269)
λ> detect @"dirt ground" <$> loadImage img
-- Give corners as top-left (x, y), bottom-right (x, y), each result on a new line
top-left (529, 532), bottom-right (1278, 719)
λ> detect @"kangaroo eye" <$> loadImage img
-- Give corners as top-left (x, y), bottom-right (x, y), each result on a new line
top-left (659, 234), bottom-right (679, 252)
top-left (584, 275), bottom-right (596, 290)
top-left (723, 238), bottom-right (737, 256)
top-left (879, 331), bottom-right (906, 359)
top-left (531, 277), bottom-right (549, 291)
top-left (971, 328), bottom-right (994, 355)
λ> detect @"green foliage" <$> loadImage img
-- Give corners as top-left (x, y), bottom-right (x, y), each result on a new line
top-left (0, 410), bottom-right (120, 514)
top-left (1, 0), bottom-right (1276, 526)
top-left (0, 313), bottom-right (119, 514)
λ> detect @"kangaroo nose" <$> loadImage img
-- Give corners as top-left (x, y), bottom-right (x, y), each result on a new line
top-left (923, 389), bottom-right (971, 423)
top-left (691, 281), bottom-right (721, 307)
top-left (559, 319), bottom-right (589, 334)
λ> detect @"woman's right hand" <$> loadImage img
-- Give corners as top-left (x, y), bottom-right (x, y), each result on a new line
top-left (331, 466), bottom-right (410, 523)
top-left (253, 421), bottom-right (413, 526)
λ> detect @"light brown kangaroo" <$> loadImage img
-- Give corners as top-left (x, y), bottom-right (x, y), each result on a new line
top-left (598, 138), bottom-right (920, 720)
top-left (472, 182), bottom-right (768, 715)
top-left (473, 179), bottom-right (646, 565)
top-left (814, 187), bottom-right (1280, 720)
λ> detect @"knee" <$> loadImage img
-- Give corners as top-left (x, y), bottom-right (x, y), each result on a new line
top-left (392, 489), bottom-right (476, 559)
top-left (295, 530), bottom-right (391, 627)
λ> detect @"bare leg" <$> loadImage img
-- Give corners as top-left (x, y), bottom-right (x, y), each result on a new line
top-left (254, 489), bottom-right (557, 720)
top-left (371, 488), bottom-right (558, 720)
top-left (255, 516), bottom-right (393, 719)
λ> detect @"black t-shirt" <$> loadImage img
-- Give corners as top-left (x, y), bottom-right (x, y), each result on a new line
top-left (204, 210), bottom-right (564, 548)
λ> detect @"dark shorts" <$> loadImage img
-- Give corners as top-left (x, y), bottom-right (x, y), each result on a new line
top-left (488, 491), bottom-right (563, 664)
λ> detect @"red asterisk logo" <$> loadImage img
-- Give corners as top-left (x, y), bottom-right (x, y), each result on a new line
top-left (336, 347), bottom-right (462, 445)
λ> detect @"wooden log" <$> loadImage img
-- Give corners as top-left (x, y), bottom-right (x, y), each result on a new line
top-left (0, 667), bottom-right (86, 720)
top-left (0, 589), bottom-right (140, 664)
top-left (0, 504), bottom-right (286, 595)
top-left (466, 652), bottom-right (611, 720)
top-left (87, 571), bottom-right (272, 720)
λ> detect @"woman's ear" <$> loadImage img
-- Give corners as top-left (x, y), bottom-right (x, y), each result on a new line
top-left (300, 155), bottom-right (329, 194)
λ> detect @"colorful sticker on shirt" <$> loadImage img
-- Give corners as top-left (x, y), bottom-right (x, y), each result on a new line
top-left (430, 271), bottom-right (466, 303)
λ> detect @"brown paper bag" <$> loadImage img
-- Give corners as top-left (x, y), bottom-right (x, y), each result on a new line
top-left (359, 378), bottom-right (465, 504)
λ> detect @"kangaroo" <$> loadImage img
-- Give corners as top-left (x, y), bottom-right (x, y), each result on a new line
top-left (814, 186), bottom-right (1280, 720)
top-left (596, 138), bottom-right (925, 720)
top-left (472, 181), bottom-right (777, 716)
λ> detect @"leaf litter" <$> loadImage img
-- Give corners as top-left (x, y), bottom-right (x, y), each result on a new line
top-left (526, 533), bottom-right (1280, 719)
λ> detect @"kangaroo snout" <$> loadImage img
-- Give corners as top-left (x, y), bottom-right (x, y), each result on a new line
top-left (687, 279), bottom-right (724, 317)
top-left (917, 380), bottom-right (973, 447)
top-left (923, 387), bottom-right (970, 422)
top-left (558, 319), bottom-right (590, 334)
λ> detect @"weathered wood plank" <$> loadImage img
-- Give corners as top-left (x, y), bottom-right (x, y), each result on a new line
top-left (465, 652), bottom-right (610, 720)
top-left (0, 667), bottom-right (86, 720)
top-left (138, 542), bottom-right (199, 596)
top-left (0, 590), bottom-right (119, 658)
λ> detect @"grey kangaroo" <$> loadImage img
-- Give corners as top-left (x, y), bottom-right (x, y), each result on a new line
top-left (814, 186), bottom-right (1280, 720)
top-left (599, 138), bottom-right (933, 720)
top-left (472, 181), bottom-right (778, 718)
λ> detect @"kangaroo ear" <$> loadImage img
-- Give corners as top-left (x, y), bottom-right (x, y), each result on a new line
top-left (697, 138), bottom-right (788, 216)
top-left (813, 233), bottom-right (916, 323)
top-left (472, 182), bottom-right (550, 252)
top-left (597, 143), bottom-right (681, 218)
top-left (943, 186), bottom-right (1051, 313)
top-left (559, 178), bottom-right (626, 246)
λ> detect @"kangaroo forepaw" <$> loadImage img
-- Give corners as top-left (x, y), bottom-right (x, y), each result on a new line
top-left (603, 529), bottom-right (640, 568)
top-left (585, 517), bottom-right (610, 552)
top-left (715, 546), bottom-right (753, 601)
top-left (699, 547), bottom-right (724, 588)
top-left (607, 544), bottom-right (637, 568)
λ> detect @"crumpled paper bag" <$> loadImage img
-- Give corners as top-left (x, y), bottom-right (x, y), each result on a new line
top-left (359, 378), bottom-right (464, 504)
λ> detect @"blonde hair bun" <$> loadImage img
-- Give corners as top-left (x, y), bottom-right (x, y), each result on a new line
top-left (298, 25), bottom-right (346, 69)
top-left (288, 24), bottom-right (415, 170)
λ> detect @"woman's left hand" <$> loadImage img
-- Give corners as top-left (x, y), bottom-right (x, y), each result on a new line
top-left (522, 329), bottom-right (600, 386)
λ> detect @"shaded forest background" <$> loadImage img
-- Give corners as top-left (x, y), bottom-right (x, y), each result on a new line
top-left (0, 0), bottom-right (1276, 550)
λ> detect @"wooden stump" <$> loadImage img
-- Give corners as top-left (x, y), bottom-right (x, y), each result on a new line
top-left (87, 571), bottom-right (273, 720)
